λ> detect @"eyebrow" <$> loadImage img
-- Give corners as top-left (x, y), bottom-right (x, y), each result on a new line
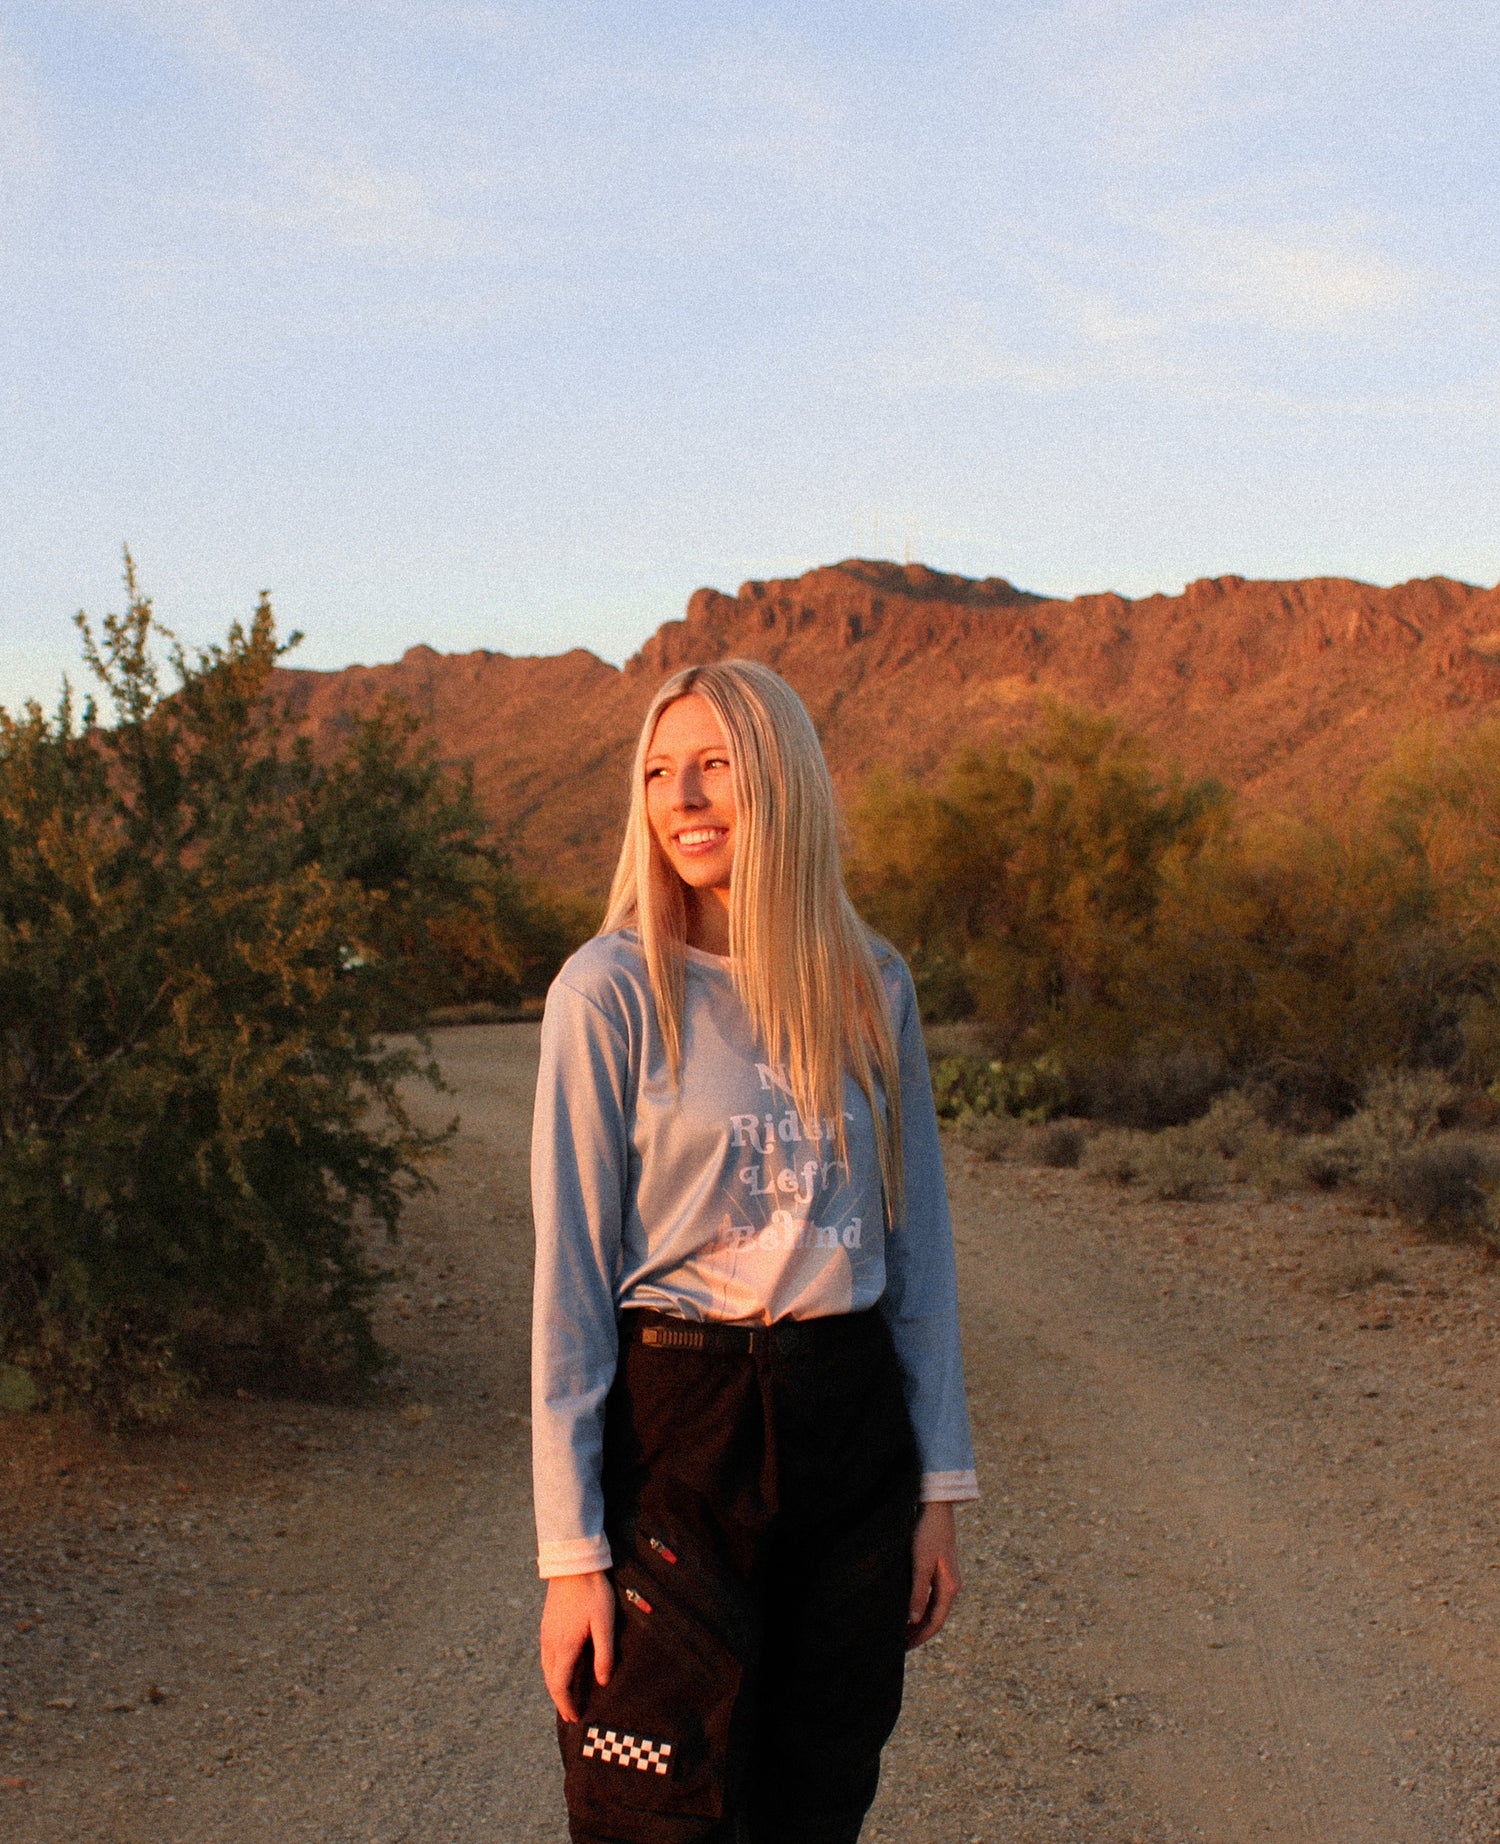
top-left (644, 744), bottom-right (727, 765)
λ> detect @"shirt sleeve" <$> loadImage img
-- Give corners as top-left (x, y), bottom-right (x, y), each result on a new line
top-left (530, 974), bottom-right (632, 1577)
top-left (877, 961), bottom-right (980, 1505)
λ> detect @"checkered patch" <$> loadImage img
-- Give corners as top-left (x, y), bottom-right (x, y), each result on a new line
top-left (581, 1725), bottom-right (673, 1776)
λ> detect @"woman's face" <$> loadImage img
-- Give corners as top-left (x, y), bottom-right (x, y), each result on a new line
top-left (645, 693), bottom-right (736, 897)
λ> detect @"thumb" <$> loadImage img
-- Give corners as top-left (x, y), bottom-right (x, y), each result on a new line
top-left (908, 1557), bottom-right (932, 1624)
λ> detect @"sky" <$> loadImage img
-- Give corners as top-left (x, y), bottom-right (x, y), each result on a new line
top-left (3, 0), bottom-right (1499, 714)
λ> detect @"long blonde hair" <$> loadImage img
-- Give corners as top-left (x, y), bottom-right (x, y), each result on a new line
top-left (601, 659), bottom-right (904, 1224)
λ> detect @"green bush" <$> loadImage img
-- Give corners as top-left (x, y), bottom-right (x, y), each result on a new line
top-left (930, 1053), bottom-right (1069, 1123)
top-left (0, 562), bottom-right (567, 1421)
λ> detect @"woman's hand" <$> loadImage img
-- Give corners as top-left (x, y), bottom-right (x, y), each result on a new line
top-left (540, 1570), bottom-right (617, 1722)
top-left (906, 1500), bottom-right (961, 1649)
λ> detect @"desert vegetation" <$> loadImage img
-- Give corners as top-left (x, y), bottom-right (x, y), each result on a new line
top-left (951, 1070), bottom-right (1500, 1249)
top-left (0, 563), bottom-right (574, 1421)
top-left (850, 704), bottom-right (1500, 1245)
top-left (9, 574), bottom-right (1500, 1426)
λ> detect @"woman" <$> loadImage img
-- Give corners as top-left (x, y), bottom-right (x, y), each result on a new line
top-left (531, 659), bottom-right (977, 1844)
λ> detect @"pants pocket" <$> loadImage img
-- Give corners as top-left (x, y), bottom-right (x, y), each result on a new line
top-left (560, 1557), bottom-right (745, 1841)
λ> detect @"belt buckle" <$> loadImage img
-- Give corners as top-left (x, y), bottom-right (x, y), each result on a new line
top-left (641, 1324), bottom-right (705, 1351)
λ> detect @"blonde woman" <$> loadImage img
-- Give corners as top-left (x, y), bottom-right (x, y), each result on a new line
top-left (531, 660), bottom-right (977, 1844)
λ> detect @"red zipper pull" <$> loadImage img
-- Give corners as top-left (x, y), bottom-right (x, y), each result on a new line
top-left (647, 1535), bottom-right (678, 1565)
top-left (622, 1585), bottom-right (653, 1614)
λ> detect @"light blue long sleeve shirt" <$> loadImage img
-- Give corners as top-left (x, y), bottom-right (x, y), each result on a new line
top-left (530, 929), bottom-right (978, 1578)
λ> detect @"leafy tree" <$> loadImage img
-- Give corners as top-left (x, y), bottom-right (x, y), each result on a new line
top-left (1366, 720), bottom-right (1500, 1084)
top-left (848, 702), bottom-right (1494, 1119)
top-left (1140, 813), bottom-right (1456, 1114)
top-left (847, 705), bottom-right (1229, 1048)
top-left (0, 560), bottom-right (561, 1420)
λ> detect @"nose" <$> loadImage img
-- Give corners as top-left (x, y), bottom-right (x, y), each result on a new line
top-left (673, 763), bottom-right (707, 809)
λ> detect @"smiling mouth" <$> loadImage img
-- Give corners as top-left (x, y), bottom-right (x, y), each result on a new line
top-left (674, 827), bottom-right (728, 849)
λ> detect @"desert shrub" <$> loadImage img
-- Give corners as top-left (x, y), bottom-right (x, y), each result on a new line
top-left (1081, 1045), bottom-right (1227, 1129)
top-left (1379, 1137), bottom-right (1500, 1238)
top-left (951, 1114), bottom-right (1025, 1162)
top-left (1179, 1091), bottom-right (1292, 1193)
top-left (1362, 1068), bottom-right (1461, 1139)
top-left (1190, 1090), bottom-right (1264, 1155)
top-left (1136, 1127), bottom-right (1230, 1201)
top-left (1235, 1130), bottom-right (1294, 1196)
top-left (1324, 1242), bottom-right (1404, 1294)
top-left (1293, 1135), bottom-right (1356, 1191)
top-left (1083, 1128), bottom-right (1150, 1185)
top-left (1328, 1068), bottom-right (1459, 1193)
top-left (930, 1053), bottom-right (1068, 1123)
top-left (1035, 1122), bottom-right (1085, 1169)
top-left (0, 562), bottom-right (568, 1421)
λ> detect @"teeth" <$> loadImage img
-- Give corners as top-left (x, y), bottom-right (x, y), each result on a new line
top-left (677, 829), bottom-right (725, 846)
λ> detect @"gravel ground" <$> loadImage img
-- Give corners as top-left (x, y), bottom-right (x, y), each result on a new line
top-left (3, 1023), bottom-right (1499, 1842)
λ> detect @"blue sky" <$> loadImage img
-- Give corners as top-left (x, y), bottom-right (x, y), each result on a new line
top-left (3, 0), bottom-right (1498, 713)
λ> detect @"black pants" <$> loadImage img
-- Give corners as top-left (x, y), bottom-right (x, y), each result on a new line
top-left (558, 1306), bottom-right (921, 1844)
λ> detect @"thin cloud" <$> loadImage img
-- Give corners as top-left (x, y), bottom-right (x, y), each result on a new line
top-left (1034, 0), bottom-right (1283, 166)
top-left (877, 299), bottom-right (1086, 396)
top-left (875, 261), bottom-right (1489, 424)
top-left (1155, 217), bottom-right (1429, 332)
top-left (92, 0), bottom-right (507, 257)
top-left (228, 152), bottom-right (495, 259)
top-left (1067, 8), bottom-right (1278, 163)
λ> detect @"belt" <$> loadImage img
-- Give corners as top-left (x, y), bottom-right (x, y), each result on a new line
top-left (621, 1306), bottom-right (882, 1357)
top-left (622, 1311), bottom-right (762, 1355)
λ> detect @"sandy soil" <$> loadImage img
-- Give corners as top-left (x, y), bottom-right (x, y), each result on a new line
top-left (3, 1022), bottom-right (1499, 1842)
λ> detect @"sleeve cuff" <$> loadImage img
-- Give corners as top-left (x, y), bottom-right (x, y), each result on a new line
top-left (919, 1468), bottom-right (979, 1504)
top-left (537, 1534), bottom-right (614, 1579)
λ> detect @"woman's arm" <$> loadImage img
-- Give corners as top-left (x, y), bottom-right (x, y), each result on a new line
top-left (531, 970), bottom-right (632, 1578)
top-left (878, 960), bottom-right (980, 1506)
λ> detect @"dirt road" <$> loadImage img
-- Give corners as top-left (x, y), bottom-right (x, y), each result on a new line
top-left (4, 1023), bottom-right (1500, 1841)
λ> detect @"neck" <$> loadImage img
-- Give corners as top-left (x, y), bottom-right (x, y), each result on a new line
top-left (685, 887), bottom-right (731, 956)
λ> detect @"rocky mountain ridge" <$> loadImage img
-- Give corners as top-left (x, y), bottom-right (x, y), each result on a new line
top-left (274, 560), bottom-right (1500, 892)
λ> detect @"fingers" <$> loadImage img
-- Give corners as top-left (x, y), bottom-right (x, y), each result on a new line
top-left (542, 1638), bottom-right (581, 1723)
top-left (590, 1582), bottom-right (615, 1688)
top-left (908, 1552), bottom-right (934, 1627)
top-left (906, 1500), bottom-right (961, 1647)
top-left (541, 1616), bottom-right (584, 1722)
top-left (905, 1563), bottom-right (955, 1647)
top-left (906, 1551), bottom-right (962, 1649)
top-left (539, 1571), bottom-right (618, 1721)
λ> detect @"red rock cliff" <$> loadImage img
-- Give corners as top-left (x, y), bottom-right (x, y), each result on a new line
top-left (275, 561), bottom-right (1500, 892)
